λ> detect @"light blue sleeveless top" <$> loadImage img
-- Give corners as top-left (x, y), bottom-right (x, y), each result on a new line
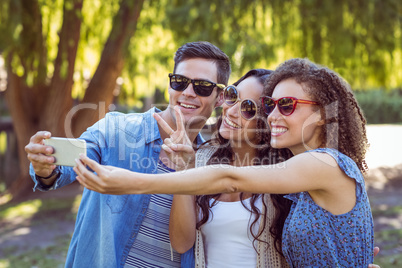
top-left (282, 148), bottom-right (374, 267)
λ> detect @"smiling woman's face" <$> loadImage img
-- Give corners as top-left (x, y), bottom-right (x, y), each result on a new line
top-left (219, 76), bottom-right (264, 146)
top-left (267, 78), bottom-right (323, 155)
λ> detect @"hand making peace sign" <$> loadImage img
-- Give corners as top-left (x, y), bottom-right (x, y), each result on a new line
top-left (153, 106), bottom-right (196, 171)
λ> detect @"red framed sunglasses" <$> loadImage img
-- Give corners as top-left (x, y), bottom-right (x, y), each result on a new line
top-left (261, 96), bottom-right (318, 116)
top-left (224, 85), bottom-right (258, 120)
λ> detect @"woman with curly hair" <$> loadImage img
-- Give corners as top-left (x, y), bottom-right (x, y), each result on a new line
top-left (75, 58), bottom-right (375, 267)
top-left (168, 69), bottom-right (292, 267)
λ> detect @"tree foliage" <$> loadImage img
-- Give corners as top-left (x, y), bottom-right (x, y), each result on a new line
top-left (163, 0), bottom-right (402, 89)
top-left (0, 0), bottom-right (144, 199)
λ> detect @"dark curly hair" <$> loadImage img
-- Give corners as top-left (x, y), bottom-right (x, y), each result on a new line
top-left (196, 69), bottom-right (293, 256)
top-left (262, 58), bottom-right (369, 173)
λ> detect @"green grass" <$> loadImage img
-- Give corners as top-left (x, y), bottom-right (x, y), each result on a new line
top-left (0, 234), bottom-right (71, 268)
top-left (372, 205), bottom-right (402, 218)
top-left (0, 196), bottom-right (81, 221)
top-left (374, 253), bottom-right (402, 268)
top-left (374, 228), bottom-right (402, 267)
top-left (375, 229), bottom-right (402, 249)
top-left (0, 196), bottom-right (81, 267)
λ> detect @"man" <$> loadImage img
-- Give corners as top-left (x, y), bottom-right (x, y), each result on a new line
top-left (25, 41), bottom-right (231, 267)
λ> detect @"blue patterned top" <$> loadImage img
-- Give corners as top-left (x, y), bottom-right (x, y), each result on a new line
top-left (282, 148), bottom-right (374, 267)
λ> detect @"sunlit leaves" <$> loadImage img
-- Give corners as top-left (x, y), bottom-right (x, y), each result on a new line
top-left (1, 0), bottom-right (402, 108)
top-left (40, 0), bottom-right (63, 75)
top-left (165, 0), bottom-right (279, 81)
top-left (120, 0), bottom-right (175, 108)
top-left (72, 0), bottom-right (120, 99)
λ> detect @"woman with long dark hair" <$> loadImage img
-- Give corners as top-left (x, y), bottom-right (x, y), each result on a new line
top-left (168, 69), bottom-right (292, 267)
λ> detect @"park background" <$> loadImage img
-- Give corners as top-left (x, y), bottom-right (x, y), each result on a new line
top-left (0, 0), bottom-right (401, 267)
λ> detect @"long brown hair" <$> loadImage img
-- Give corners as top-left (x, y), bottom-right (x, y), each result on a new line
top-left (196, 69), bottom-right (293, 255)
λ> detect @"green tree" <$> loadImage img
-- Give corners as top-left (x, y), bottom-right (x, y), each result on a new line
top-left (165, 0), bottom-right (402, 88)
top-left (0, 0), bottom-right (144, 199)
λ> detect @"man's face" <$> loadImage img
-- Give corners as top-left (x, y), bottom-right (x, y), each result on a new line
top-left (167, 58), bottom-right (223, 131)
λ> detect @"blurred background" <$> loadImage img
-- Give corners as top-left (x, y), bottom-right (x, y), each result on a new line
top-left (0, 0), bottom-right (401, 267)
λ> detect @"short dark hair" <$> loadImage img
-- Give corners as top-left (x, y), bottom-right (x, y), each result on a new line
top-left (173, 41), bottom-right (231, 86)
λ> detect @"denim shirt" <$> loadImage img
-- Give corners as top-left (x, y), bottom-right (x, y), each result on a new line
top-left (29, 107), bottom-right (200, 268)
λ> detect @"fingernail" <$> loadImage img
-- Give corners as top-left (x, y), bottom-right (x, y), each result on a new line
top-left (46, 148), bottom-right (52, 154)
top-left (79, 153), bottom-right (84, 158)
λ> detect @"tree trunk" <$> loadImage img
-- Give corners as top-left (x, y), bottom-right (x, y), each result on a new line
top-left (4, 68), bottom-right (38, 200)
top-left (3, 0), bottom-right (145, 199)
top-left (72, 0), bottom-right (145, 137)
top-left (44, 0), bottom-right (83, 136)
top-left (4, 0), bottom-right (84, 199)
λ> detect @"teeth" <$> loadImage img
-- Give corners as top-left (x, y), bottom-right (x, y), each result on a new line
top-left (271, 127), bottom-right (287, 134)
top-left (224, 117), bottom-right (241, 129)
top-left (180, 103), bottom-right (197, 109)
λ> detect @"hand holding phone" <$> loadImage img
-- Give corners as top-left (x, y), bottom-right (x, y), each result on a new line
top-left (44, 137), bottom-right (87, 166)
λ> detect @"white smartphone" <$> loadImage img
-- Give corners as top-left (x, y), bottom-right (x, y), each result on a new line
top-left (44, 137), bottom-right (87, 166)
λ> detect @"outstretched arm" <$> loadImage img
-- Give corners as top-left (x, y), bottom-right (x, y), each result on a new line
top-left (74, 150), bottom-right (344, 196)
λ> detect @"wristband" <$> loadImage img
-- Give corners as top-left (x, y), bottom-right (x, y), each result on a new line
top-left (38, 168), bottom-right (59, 180)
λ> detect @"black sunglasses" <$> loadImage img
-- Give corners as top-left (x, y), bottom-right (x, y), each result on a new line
top-left (261, 96), bottom-right (319, 116)
top-left (223, 85), bottom-right (258, 120)
top-left (169, 73), bottom-right (225, 97)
